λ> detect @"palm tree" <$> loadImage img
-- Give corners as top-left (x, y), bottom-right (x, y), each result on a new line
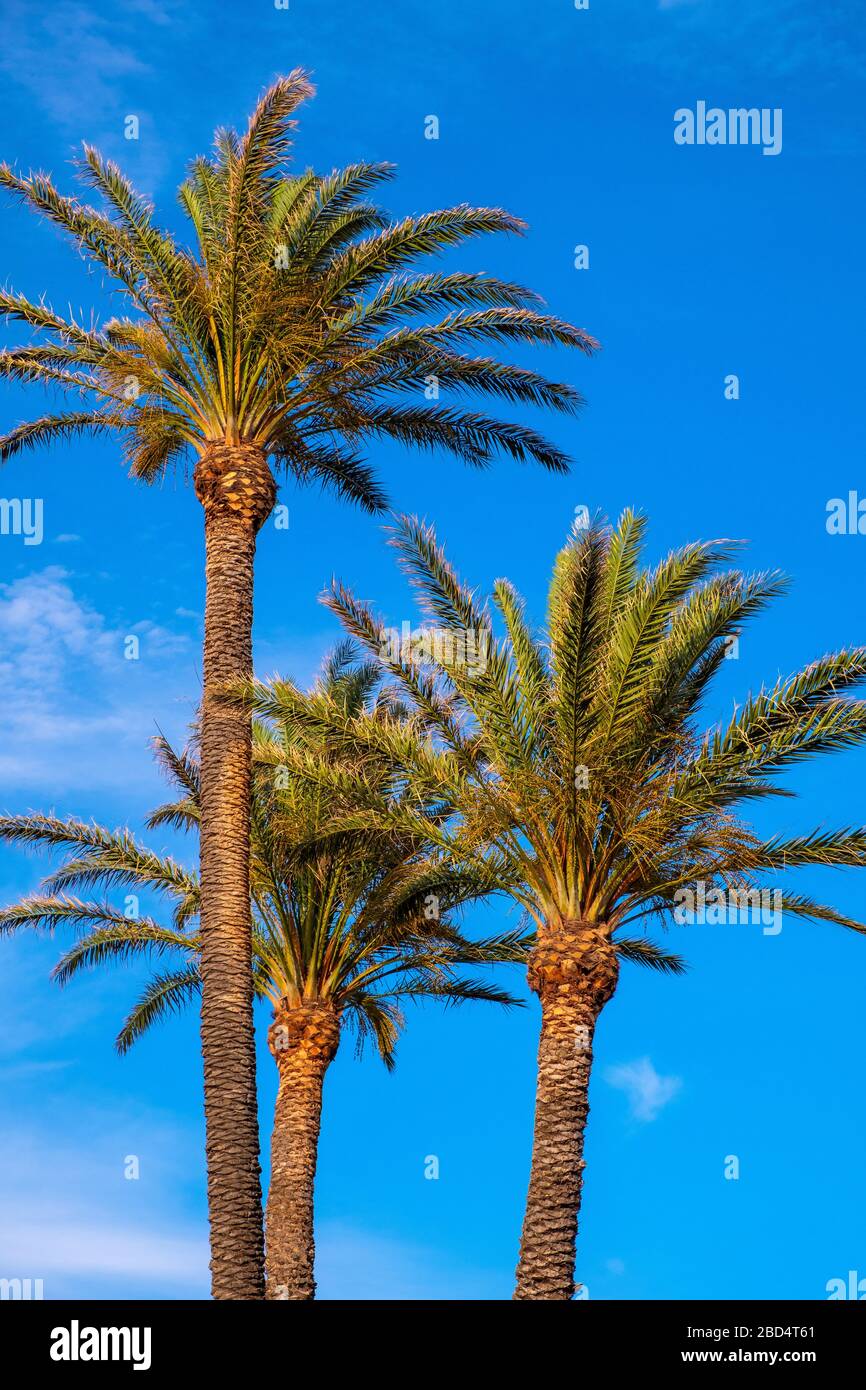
top-left (247, 510), bottom-right (866, 1299)
top-left (0, 644), bottom-right (524, 1299)
top-left (0, 74), bottom-right (595, 1295)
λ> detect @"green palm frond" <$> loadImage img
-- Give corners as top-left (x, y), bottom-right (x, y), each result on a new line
top-left (383, 976), bottom-right (522, 1008)
top-left (51, 922), bottom-right (197, 984)
top-left (773, 892), bottom-right (866, 936)
top-left (0, 812), bottom-right (197, 901)
top-left (0, 411), bottom-right (127, 462)
top-left (0, 896), bottom-right (169, 937)
top-left (613, 938), bottom-right (688, 974)
top-left (116, 968), bottom-right (202, 1054)
top-left (1, 75), bottom-right (593, 502)
top-left (0, 644), bottom-right (524, 1058)
top-left (314, 510), bottom-right (866, 972)
top-left (595, 538), bottom-right (738, 752)
top-left (343, 993), bottom-right (403, 1070)
top-left (151, 733), bottom-right (201, 799)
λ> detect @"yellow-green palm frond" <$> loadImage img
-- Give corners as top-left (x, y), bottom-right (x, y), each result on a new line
top-left (2, 74), bottom-right (594, 498)
top-left (0, 645), bottom-right (524, 1054)
top-left (315, 511), bottom-right (866, 969)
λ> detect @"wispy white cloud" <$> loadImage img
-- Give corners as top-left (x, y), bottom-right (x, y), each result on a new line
top-left (0, 1098), bottom-right (499, 1298)
top-left (0, 2), bottom-right (148, 130)
top-left (605, 1055), bottom-right (682, 1122)
top-left (0, 567), bottom-right (195, 795)
top-left (0, 1212), bottom-right (208, 1288)
top-left (0, 1104), bottom-right (208, 1296)
top-left (0, 565), bottom-right (342, 801)
top-left (0, 0), bottom-right (190, 194)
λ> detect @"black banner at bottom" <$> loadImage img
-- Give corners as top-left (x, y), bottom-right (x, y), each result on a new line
top-left (2, 1298), bottom-right (861, 1374)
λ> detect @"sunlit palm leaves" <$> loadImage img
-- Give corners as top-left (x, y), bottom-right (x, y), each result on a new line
top-left (0, 72), bottom-right (595, 494)
top-left (0, 646), bottom-right (525, 1061)
top-left (243, 510), bottom-right (866, 964)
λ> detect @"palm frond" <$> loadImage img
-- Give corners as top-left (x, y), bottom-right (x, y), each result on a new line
top-left (115, 967), bottom-right (201, 1054)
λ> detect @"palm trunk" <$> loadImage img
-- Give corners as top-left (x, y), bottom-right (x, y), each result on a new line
top-left (265, 1004), bottom-right (340, 1300)
top-left (195, 441), bottom-right (276, 1300)
top-left (513, 923), bottom-right (619, 1301)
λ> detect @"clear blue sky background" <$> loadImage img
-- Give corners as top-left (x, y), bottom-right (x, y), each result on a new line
top-left (0, 0), bottom-right (864, 1300)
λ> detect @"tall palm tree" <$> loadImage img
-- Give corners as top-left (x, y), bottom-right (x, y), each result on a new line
top-left (0, 644), bottom-right (524, 1299)
top-left (248, 510), bottom-right (866, 1299)
top-left (0, 74), bottom-right (595, 1296)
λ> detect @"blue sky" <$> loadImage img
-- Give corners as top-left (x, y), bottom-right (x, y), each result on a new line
top-left (0, 0), bottom-right (865, 1300)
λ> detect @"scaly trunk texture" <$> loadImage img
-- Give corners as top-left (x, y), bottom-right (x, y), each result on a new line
top-left (513, 922), bottom-right (619, 1301)
top-left (265, 1003), bottom-right (340, 1300)
top-left (195, 441), bottom-right (276, 1301)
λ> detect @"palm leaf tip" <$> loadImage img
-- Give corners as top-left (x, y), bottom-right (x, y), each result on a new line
top-left (615, 939), bottom-right (688, 975)
top-left (115, 967), bottom-right (201, 1055)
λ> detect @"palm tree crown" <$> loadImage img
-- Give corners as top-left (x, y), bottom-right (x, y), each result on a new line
top-left (254, 510), bottom-right (866, 953)
top-left (0, 71), bottom-right (595, 496)
top-left (0, 643), bottom-right (523, 1055)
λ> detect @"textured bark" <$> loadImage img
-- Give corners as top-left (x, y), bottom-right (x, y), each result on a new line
top-left (513, 922), bottom-right (619, 1301)
top-left (265, 1003), bottom-right (340, 1301)
top-left (195, 442), bottom-right (276, 1300)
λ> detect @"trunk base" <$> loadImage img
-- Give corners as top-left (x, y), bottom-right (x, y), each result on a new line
top-left (513, 922), bottom-right (618, 1301)
top-left (265, 1002), bottom-right (340, 1301)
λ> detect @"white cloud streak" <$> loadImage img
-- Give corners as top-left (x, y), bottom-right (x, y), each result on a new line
top-left (605, 1055), bottom-right (682, 1122)
top-left (0, 567), bottom-right (196, 796)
